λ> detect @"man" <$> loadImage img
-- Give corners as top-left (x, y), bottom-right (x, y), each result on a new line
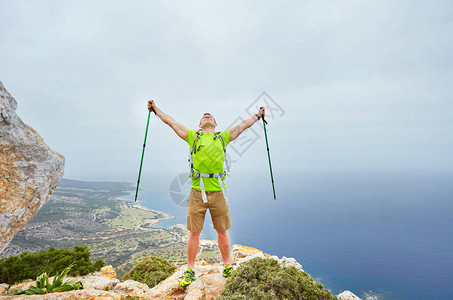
top-left (147, 100), bottom-right (265, 286)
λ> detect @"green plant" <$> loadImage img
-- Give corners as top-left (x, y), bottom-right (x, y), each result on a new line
top-left (14, 263), bottom-right (83, 295)
top-left (123, 256), bottom-right (176, 288)
top-left (217, 258), bottom-right (337, 300)
top-left (0, 245), bottom-right (104, 285)
top-left (133, 270), bottom-right (143, 281)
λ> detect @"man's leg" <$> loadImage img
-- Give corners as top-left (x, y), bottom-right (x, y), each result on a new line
top-left (181, 189), bottom-right (206, 287)
top-left (216, 229), bottom-right (231, 266)
top-left (186, 189), bottom-right (207, 269)
top-left (187, 230), bottom-right (201, 269)
top-left (180, 231), bottom-right (200, 287)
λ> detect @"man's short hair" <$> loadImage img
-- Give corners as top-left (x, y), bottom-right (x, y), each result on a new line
top-left (202, 113), bottom-right (216, 123)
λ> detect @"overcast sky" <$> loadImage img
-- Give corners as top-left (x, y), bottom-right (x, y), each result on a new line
top-left (1, 0), bottom-right (452, 187)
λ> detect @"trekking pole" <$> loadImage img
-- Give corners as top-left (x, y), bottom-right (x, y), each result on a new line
top-left (134, 107), bottom-right (154, 202)
top-left (261, 107), bottom-right (277, 200)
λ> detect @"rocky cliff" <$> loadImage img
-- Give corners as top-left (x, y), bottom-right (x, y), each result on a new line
top-left (0, 81), bottom-right (65, 252)
top-left (1, 245), bottom-right (361, 299)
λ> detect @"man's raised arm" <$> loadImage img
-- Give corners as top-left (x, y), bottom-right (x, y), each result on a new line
top-left (148, 100), bottom-right (188, 140)
top-left (229, 107), bottom-right (265, 142)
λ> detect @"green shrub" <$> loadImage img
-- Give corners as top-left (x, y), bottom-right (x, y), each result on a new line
top-left (123, 256), bottom-right (176, 288)
top-left (217, 258), bottom-right (337, 300)
top-left (13, 263), bottom-right (83, 295)
top-left (0, 245), bottom-right (104, 285)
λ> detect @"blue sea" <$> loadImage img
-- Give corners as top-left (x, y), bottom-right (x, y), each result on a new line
top-left (122, 170), bottom-right (453, 300)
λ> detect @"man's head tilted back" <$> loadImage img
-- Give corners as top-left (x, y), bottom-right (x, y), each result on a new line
top-left (199, 113), bottom-right (217, 129)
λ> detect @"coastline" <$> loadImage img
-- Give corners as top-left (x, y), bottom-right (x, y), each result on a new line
top-left (129, 202), bottom-right (217, 246)
top-left (131, 203), bottom-right (176, 229)
top-left (131, 203), bottom-right (174, 219)
top-left (114, 188), bottom-right (179, 230)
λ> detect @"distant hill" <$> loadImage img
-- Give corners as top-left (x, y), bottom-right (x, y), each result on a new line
top-left (59, 178), bottom-right (135, 191)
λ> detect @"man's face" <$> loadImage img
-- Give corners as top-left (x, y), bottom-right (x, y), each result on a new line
top-left (199, 113), bottom-right (217, 128)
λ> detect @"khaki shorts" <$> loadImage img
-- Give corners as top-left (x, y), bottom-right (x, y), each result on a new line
top-left (187, 188), bottom-right (231, 232)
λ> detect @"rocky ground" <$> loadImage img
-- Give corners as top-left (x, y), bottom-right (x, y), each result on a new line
top-left (1, 245), bottom-right (361, 300)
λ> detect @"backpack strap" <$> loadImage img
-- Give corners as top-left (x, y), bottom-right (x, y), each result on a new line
top-left (214, 131), bottom-right (230, 173)
top-left (213, 131), bottom-right (225, 152)
top-left (191, 130), bottom-right (202, 154)
top-left (188, 130), bottom-right (202, 177)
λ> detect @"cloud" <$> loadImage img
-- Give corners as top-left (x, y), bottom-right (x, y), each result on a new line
top-left (1, 0), bottom-right (452, 181)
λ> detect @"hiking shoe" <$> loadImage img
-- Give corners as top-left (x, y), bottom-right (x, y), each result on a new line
top-left (222, 265), bottom-right (233, 278)
top-left (179, 269), bottom-right (195, 287)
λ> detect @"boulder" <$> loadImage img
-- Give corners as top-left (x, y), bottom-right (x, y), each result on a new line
top-left (145, 261), bottom-right (225, 300)
top-left (338, 290), bottom-right (362, 300)
top-left (98, 265), bottom-right (117, 280)
top-left (71, 273), bottom-right (118, 291)
top-left (7, 280), bottom-right (35, 295)
top-left (275, 255), bottom-right (304, 271)
top-left (0, 283), bottom-right (9, 295)
top-left (230, 244), bottom-right (265, 266)
top-left (111, 280), bottom-right (150, 299)
top-left (0, 81), bottom-right (65, 253)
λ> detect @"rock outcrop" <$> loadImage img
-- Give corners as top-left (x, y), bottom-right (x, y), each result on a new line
top-left (145, 261), bottom-right (226, 299)
top-left (1, 245), bottom-right (362, 299)
top-left (0, 81), bottom-right (65, 253)
top-left (337, 290), bottom-right (363, 300)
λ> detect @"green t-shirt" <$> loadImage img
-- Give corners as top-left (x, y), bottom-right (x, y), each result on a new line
top-left (185, 129), bottom-right (230, 192)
